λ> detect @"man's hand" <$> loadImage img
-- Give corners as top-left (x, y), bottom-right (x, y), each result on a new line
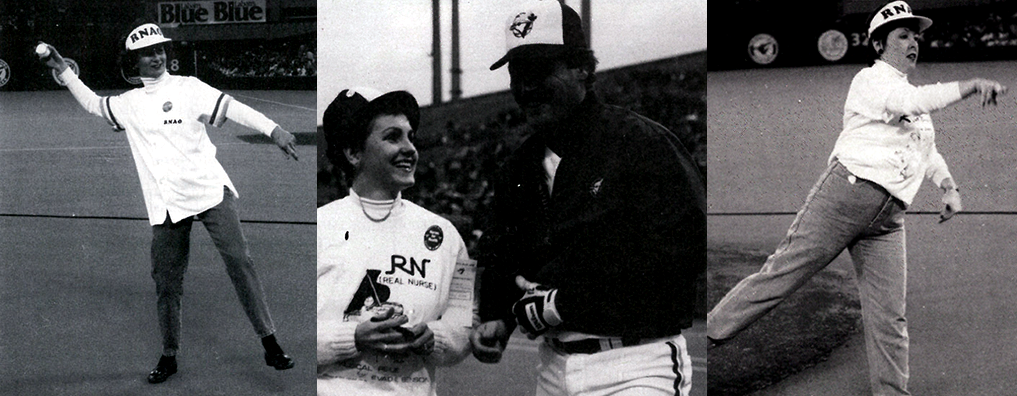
top-left (470, 320), bottom-right (511, 363)
top-left (270, 126), bottom-right (298, 160)
top-left (511, 276), bottom-right (562, 339)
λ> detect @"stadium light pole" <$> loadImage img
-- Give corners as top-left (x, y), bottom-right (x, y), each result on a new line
top-left (450, 0), bottom-right (462, 101)
top-left (582, 0), bottom-right (590, 47)
top-left (432, 0), bottom-right (443, 105)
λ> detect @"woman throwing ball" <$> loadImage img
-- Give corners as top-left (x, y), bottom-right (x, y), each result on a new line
top-left (317, 87), bottom-right (474, 396)
top-left (38, 22), bottom-right (298, 384)
top-left (708, 2), bottom-right (1006, 395)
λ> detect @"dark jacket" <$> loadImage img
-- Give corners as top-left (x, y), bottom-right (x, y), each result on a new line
top-left (477, 94), bottom-right (706, 339)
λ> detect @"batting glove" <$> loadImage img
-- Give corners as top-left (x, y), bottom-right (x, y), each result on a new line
top-left (511, 276), bottom-right (563, 337)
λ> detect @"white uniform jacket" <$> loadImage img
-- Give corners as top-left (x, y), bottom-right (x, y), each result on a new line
top-left (60, 68), bottom-right (278, 225)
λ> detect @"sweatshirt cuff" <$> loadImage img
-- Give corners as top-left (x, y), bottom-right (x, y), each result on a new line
top-left (425, 320), bottom-right (471, 366)
top-left (317, 320), bottom-right (359, 365)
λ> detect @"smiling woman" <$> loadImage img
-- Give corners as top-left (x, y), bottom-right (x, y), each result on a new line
top-left (317, 87), bottom-right (475, 396)
top-left (347, 113), bottom-right (419, 201)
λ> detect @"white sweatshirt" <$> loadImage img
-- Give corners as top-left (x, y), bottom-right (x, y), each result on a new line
top-left (317, 190), bottom-right (473, 396)
top-left (829, 60), bottom-right (962, 206)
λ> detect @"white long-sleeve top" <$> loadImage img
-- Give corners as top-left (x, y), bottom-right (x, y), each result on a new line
top-left (317, 190), bottom-right (473, 396)
top-left (829, 60), bottom-right (963, 206)
top-left (60, 68), bottom-right (278, 225)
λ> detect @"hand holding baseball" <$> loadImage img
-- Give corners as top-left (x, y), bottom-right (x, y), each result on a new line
top-left (403, 323), bottom-right (436, 356)
top-left (35, 43), bottom-right (69, 73)
top-left (354, 306), bottom-right (414, 355)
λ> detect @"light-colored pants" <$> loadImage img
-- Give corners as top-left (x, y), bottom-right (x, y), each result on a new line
top-left (536, 334), bottom-right (691, 396)
top-left (708, 161), bottom-right (909, 396)
top-left (151, 187), bottom-right (276, 356)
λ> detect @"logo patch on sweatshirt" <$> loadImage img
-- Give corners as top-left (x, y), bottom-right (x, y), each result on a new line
top-left (163, 101), bottom-right (173, 112)
top-left (424, 225), bottom-right (443, 251)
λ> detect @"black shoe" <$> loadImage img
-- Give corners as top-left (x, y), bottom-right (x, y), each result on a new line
top-left (265, 351), bottom-right (294, 370)
top-left (147, 356), bottom-right (177, 384)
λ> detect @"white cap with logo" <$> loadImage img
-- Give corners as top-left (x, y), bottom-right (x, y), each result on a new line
top-left (490, 0), bottom-right (586, 70)
top-left (125, 23), bottom-right (172, 51)
top-left (868, 1), bottom-right (932, 37)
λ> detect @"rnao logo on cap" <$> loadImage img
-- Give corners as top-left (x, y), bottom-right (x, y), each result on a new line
top-left (125, 23), bottom-right (172, 51)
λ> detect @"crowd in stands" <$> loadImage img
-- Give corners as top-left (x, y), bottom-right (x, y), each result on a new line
top-left (205, 37), bottom-right (315, 77)
top-left (926, 9), bottom-right (1017, 49)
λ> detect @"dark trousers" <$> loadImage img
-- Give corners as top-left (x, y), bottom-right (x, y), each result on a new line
top-left (151, 187), bottom-right (275, 356)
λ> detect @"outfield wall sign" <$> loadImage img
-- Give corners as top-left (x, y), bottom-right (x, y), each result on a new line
top-left (159, 0), bottom-right (267, 25)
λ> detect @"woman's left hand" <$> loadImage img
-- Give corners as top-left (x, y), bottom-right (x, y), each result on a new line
top-left (939, 189), bottom-right (962, 223)
top-left (270, 126), bottom-right (299, 161)
top-left (403, 323), bottom-right (436, 355)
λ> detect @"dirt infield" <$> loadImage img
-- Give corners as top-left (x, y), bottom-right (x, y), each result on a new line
top-left (0, 90), bottom-right (316, 395)
top-left (708, 60), bottom-right (1017, 395)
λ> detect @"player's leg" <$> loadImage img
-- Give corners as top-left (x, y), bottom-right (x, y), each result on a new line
top-left (849, 208), bottom-right (909, 396)
top-left (148, 214), bottom-right (194, 383)
top-left (708, 161), bottom-right (876, 341)
top-left (534, 341), bottom-right (569, 396)
top-left (199, 187), bottom-right (293, 369)
top-left (601, 336), bottom-right (693, 396)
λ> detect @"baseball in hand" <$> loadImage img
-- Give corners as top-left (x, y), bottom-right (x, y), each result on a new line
top-left (36, 43), bottom-right (51, 58)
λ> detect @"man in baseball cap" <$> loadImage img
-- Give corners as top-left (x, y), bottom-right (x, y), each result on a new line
top-left (470, 1), bottom-right (706, 395)
top-left (38, 20), bottom-right (298, 384)
top-left (488, 0), bottom-right (587, 71)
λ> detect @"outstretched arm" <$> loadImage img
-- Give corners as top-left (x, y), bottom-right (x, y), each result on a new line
top-left (886, 78), bottom-right (1007, 116)
top-left (38, 44), bottom-right (120, 129)
top-left (223, 101), bottom-right (299, 160)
